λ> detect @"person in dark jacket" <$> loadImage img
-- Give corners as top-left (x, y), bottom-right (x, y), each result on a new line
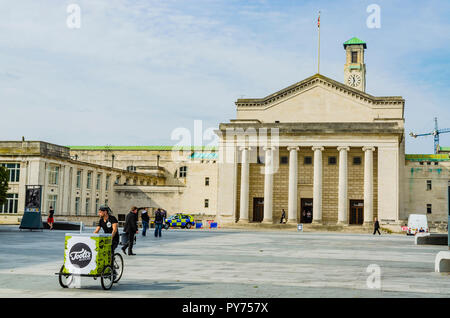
top-left (154, 208), bottom-right (164, 238)
top-left (373, 217), bottom-right (381, 235)
top-left (280, 209), bottom-right (286, 224)
top-left (122, 206), bottom-right (139, 255)
top-left (141, 208), bottom-right (150, 237)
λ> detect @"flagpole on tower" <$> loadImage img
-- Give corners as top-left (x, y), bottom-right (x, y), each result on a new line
top-left (318, 11), bottom-right (321, 74)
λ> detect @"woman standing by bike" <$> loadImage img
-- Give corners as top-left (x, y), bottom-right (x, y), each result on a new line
top-left (94, 205), bottom-right (119, 255)
top-left (93, 205), bottom-right (124, 284)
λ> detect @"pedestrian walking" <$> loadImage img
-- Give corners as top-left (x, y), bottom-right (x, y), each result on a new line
top-left (47, 206), bottom-right (55, 230)
top-left (154, 208), bottom-right (164, 238)
top-left (122, 206), bottom-right (139, 255)
top-left (280, 209), bottom-right (286, 224)
top-left (141, 208), bottom-right (149, 236)
top-left (373, 217), bottom-right (381, 235)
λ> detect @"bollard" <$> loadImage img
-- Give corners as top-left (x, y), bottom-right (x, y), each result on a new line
top-left (297, 224), bottom-right (303, 232)
top-left (79, 221), bottom-right (84, 233)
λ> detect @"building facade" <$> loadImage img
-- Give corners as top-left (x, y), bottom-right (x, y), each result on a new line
top-left (0, 141), bottom-right (163, 224)
top-left (216, 38), bottom-right (406, 227)
top-left (1, 38), bottom-right (448, 232)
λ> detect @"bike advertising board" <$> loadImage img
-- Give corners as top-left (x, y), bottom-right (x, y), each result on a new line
top-left (62, 233), bottom-right (112, 276)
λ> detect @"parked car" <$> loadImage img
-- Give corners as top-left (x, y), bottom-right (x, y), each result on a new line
top-left (406, 214), bottom-right (429, 236)
top-left (164, 213), bottom-right (195, 229)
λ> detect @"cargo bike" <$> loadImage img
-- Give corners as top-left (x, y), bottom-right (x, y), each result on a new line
top-left (57, 233), bottom-right (124, 290)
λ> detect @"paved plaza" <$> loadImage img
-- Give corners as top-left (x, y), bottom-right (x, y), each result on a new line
top-left (0, 225), bottom-right (448, 298)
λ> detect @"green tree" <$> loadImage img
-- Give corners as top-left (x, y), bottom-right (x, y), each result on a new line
top-left (0, 166), bottom-right (9, 206)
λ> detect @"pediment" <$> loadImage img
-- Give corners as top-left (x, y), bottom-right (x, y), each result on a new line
top-left (235, 74), bottom-right (404, 123)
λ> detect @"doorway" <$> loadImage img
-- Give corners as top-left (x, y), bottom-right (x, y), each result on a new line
top-left (300, 198), bottom-right (313, 223)
top-left (349, 200), bottom-right (364, 225)
top-left (252, 197), bottom-right (264, 222)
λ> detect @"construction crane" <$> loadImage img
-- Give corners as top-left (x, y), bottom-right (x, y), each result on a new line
top-left (409, 117), bottom-right (450, 154)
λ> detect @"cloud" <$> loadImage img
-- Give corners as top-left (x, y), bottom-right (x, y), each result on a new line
top-left (0, 0), bottom-right (449, 152)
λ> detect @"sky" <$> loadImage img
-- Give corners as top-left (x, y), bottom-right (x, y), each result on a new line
top-left (0, 0), bottom-right (449, 153)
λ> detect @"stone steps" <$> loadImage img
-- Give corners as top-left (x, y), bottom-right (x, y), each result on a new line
top-left (221, 222), bottom-right (381, 233)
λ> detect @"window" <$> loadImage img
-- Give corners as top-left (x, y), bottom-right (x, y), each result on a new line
top-left (304, 156), bottom-right (312, 165)
top-left (426, 180), bottom-right (432, 191)
top-left (351, 51), bottom-right (358, 63)
top-left (353, 157), bottom-right (362, 165)
top-left (179, 166), bottom-right (187, 178)
top-left (105, 175), bottom-right (110, 191)
top-left (76, 170), bottom-right (82, 188)
top-left (0, 193), bottom-right (18, 213)
top-left (427, 204), bottom-right (432, 214)
top-left (104, 199), bottom-right (108, 207)
top-left (427, 162), bottom-right (431, 165)
top-left (47, 195), bottom-right (57, 213)
top-left (85, 198), bottom-right (91, 215)
top-left (75, 197), bottom-right (80, 216)
top-left (0, 163), bottom-right (20, 182)
top-left (204, 199), bottom-right (209, 208)
top-left (280, 156), bottom-right (288, 165)
top-left (87, 172), bottom-right (92, 189)
top-left (48, 165), bottom-right (59, 185)
top-left (95, 198), bottom-right (99, 212)
top-left (328, 156), bottom-right (337, 165)
top-left (205, 177), bottom-right (210, 186)
top-left (419, 162), bottom-right (424, 165)
top-left (126, 166), bottom-right (136, 172)
top-left (96, 173), bottom-right (101, 190)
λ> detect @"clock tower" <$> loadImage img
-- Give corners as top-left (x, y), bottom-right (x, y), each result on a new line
top-left (343, 37), bottom-right (367, 92)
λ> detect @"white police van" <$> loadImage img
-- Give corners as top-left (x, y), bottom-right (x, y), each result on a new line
top-left (406, 214), bottom-right (429, 236)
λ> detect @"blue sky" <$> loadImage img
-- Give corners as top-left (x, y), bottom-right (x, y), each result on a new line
top-left (1, 0), bottom-right (449, 153)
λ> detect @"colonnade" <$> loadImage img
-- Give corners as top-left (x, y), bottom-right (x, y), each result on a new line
top-left (238, 146), bottom-right (375, 224)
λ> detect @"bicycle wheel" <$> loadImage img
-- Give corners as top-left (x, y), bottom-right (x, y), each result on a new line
top-left (113, 253), bottom-right (124, 283)
top-left (101, 265), bottom-right (114, 290)
top-left (58, 265), bottom-right (73, 288)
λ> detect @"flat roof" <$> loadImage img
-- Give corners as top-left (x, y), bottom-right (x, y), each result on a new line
top-left (68, 146), bottom-right (217, 151)
top-left (405, 154), bottom-right (450, 161)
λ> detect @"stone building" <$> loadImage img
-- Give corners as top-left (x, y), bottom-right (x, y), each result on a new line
top-left (0, 141), bottom-right (163, 225)
top-left (1, 37), bottom-right (448, 232)
top-left (216, 38), bottom-right (406, 228)
top-left (68, 146), bottom-right (218, 218)
top-left (402, 154), bottom-right (450, 232)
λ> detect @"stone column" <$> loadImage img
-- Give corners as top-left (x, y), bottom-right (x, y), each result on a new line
top-left (312, 146), bottom-right (324, 223)
top-left (238, 147), bottom-right (251, 223)
top-left (287, 146), bottom-right (299, 223)
top-left (363, 146), bottom-right (375, 225)
top-left (337, 146), bottom-right (350, 224)
top-left (263, 146), bottom-right (274, 224)
top-left (62, 165), bottom-right (72, 216)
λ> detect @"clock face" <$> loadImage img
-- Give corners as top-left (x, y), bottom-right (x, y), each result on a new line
top-left (347, 74), bottom-right (362, 87)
